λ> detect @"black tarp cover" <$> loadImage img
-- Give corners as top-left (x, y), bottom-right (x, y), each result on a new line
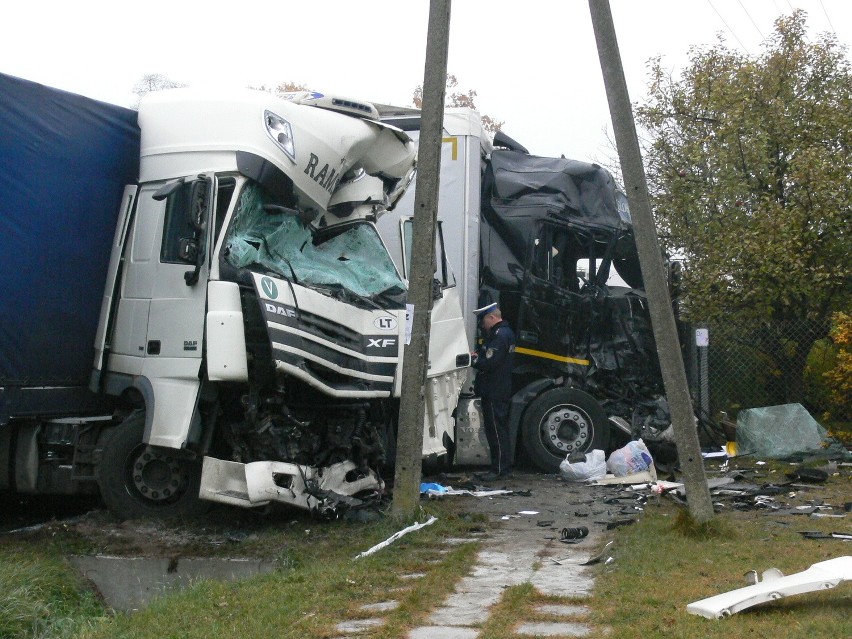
top-left (481, 149), bottom-right (632, 289)
top-left (486, 149), bottom-right (626, 224)
top-left (0, 73), bottom-right (140, 389)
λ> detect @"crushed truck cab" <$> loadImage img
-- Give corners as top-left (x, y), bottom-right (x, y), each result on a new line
top-left (0, 75), bottom-right (469, 519)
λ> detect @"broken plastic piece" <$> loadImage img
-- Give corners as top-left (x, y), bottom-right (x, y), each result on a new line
top-left (353, 516), bottom-right (438, 559)
top-left (687, 556), bottom-right (852, 619)
top-left (420, 482), bottom-right (448, 495)
top-left (581, 540), bottom-right (615, 565)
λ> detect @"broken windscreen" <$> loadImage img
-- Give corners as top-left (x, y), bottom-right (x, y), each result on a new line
top-left (223, 182), bottom-right (407, 305)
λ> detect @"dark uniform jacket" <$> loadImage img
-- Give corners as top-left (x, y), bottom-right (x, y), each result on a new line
top-left (473, 320), bottom-right (516, 400)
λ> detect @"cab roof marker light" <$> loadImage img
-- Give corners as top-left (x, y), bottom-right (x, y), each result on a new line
top-left (331, 98), bottom-right (376, 117)
top-left (265, 110), bottom-right (295, 162)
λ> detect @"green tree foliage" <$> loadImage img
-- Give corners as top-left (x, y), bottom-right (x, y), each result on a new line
top-left (637, 11), bottom-right (851, 325)
top-left (824, 311), bottom-right (852, 421)
top-left (413, 74), bottom-right (503, 134)
top-left (636, 11), bottom-right (852, 402)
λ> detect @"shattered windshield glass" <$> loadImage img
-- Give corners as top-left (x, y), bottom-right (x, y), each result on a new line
top-left (223, 182), bottom-right (407, 304)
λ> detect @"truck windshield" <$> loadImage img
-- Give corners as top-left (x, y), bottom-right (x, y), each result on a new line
top-left (223, 182), bottom-right (406, 304)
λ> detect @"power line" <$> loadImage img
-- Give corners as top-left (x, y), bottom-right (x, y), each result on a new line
top-left (818, 0), bottom-right (838, 36)
top-left (706, 0), bottom-right (750, 54)
top-left (737, 0), bottom-right (765, 39)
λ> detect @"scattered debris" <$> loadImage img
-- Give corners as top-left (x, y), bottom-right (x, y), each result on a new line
top-left (581, 540), bottom-right (615, 565)
top-left (603, 518), bottom-right (636, 530)
top-left (687, 556), bottom-right (852, 619)
top-left (798, 531), bottom-right (852, 540)
top-left (785, 468), bottom-right (829, 484)
top-left (592, 466), bottom-right (658, 484)
top-left (419, 483), bottom-right (513, 498)
top-left (354, 516), bottom-right (437, 559)
top-left (559, 527), bottom-right (589, 544)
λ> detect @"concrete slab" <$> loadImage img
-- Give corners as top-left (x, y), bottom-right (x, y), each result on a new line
top-left (530, 559), bottom-right (594, 598)
top-left (408, 626), bottom-right (479, 639)
top-left (70, 555), bottom-right (275, 612)
top-left (335, 618), bottom-right (384, 633)
top-left (359, 600), bottom-right (399, 612)
top-left (516, 621), bottom-right (592, 636)
top-left (534, 603), bottom-right (590, 617)
top-left (427, 587), bottom-right (499, 625)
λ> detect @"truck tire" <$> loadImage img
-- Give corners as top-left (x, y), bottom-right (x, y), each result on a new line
top-left (520, 388), bottom-right (610, 473)
top-left (96, 413), bottom-right (208, 520)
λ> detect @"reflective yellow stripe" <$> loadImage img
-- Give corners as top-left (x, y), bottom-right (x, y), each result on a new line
top-left (514, 346), bottom-right (590, 366)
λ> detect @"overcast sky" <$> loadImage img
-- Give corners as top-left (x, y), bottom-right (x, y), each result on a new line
top-left (2, 1), bottom-right (849, 162)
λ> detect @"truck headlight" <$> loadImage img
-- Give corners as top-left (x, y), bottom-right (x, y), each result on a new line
top-left (265, 110), bottom-right (295, 162)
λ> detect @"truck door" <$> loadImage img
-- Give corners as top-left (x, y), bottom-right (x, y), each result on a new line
top-left (399, 219), bottom-right (471, 456)
top-left (108, 175), bottom-right (216, 448)
top-left (401, 219), bottom-right (470, 378)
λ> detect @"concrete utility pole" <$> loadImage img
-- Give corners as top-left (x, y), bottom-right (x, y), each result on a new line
top-left (391, 0), bottom-right (451, 522)
top-left (588, 0), bottom-right (714, 523)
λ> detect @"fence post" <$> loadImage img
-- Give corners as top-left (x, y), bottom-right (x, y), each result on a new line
top-left (696, 326), bottom-right (710, 421)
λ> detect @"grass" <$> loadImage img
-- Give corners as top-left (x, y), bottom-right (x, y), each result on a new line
top-left (1, 503), bottom-right (485, 639)
top-left (2, 461), bottom-right (849, 639)
top-left (0, 546), bottom-right (105, 639)
top-left (587, 494), bottom-right (852, 638)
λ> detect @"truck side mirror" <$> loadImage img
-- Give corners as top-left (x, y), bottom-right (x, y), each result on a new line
top-left (188, 180), bottom-right (209, 233)
top-left (152, 179), bottom-right (185, 201)
top-left (183, 178), bottom-right (212, 286)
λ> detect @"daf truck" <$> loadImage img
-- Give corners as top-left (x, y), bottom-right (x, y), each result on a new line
top-left (0, 74), bottom-right (470, 519)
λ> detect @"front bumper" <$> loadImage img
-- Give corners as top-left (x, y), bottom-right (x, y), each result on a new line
top-left (199, 456), bottom-right (384, 515)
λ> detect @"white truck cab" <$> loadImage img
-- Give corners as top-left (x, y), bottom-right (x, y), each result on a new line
top-left (91, 88), bottom-right (469, 518)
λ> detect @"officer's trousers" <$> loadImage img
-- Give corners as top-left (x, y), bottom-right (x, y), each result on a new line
top-left (481, 398), bottom-right (512, 476)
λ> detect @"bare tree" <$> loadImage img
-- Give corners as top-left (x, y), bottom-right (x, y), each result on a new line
top-left (131, 73), bottom-right (187, 109)
top-left (413, 74), bottom-right (503, 134)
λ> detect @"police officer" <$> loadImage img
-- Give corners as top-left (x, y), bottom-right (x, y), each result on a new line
top-left (472, 303), bottom-right (516, 482)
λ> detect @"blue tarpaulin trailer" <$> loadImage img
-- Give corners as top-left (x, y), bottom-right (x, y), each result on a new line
top-left (0, 73), bottom-right (140, 421)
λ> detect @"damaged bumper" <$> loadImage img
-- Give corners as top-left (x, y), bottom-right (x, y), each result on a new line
top-left (199, 456), bottom-right (384, 515)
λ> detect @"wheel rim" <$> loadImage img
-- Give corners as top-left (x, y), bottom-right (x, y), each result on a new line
top-left (127, 445), bottom-right (188, 504)
top-left (538, 403), bottom-right (593, 456)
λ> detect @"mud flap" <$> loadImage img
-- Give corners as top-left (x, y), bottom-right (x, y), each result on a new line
top-left (686, 556), bottom-right (852, 619)
top-left (200, 457), bottom-right (383, 514)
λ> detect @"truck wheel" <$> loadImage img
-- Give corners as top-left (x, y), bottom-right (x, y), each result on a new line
top-left (520, 388), bottom-right (609, 473)
top-left (96, 413), bottom-right (208, 520)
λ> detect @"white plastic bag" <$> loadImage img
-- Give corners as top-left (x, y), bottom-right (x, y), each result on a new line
top-left (606, 439), bottom-right (654, 476)
top-left (559, 449), bottom-right (606, 482)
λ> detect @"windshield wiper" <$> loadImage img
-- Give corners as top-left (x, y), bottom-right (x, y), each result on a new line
top-left (318, 284), bottom-right (384, 311)
top-left (260, 237), bottom-right (298, 284)
top-left (374, 284), bottom-right (407, 308)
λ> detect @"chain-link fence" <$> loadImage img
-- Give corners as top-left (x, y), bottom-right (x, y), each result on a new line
top-left (684, 317), bottom-right (850, 428)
